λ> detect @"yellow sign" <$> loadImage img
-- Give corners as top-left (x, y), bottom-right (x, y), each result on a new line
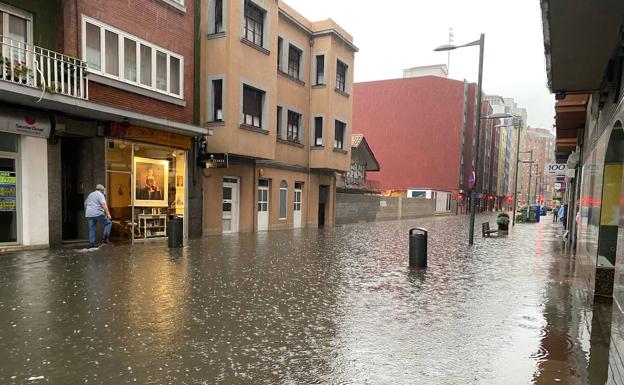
top-left (601, 163), bottom-right (623, 226)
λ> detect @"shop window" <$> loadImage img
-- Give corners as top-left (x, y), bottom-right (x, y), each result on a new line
top-left (279, 180), bottom-right (287, 219)
top-left (105, 139), bottom-right (186, 242)
top-left (0, 132), bottom-right (18, 244)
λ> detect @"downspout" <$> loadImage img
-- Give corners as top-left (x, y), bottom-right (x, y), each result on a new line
top-left (306, 37), bottom-right (313, 228)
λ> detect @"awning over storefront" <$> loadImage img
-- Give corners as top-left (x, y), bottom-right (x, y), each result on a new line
top-left (541, 0), bottom-right (624, 93)
top-left (554, 94), bottom-right (589, 154)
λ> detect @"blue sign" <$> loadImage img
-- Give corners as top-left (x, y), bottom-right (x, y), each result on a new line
top-left (468, 172), bottom-right (476, 190)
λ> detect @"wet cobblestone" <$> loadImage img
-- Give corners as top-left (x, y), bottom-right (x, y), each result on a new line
top-left (0, 214), bottom-right (605, 384)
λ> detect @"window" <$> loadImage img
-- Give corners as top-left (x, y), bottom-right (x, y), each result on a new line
top-left (314, 117), bottom-right (323, 146)
top-left (124, 38), bottom-right (137, 81)
top-left (83, 18), bottom-right (184, 98)
top-left (288, 44), bottom-right (301, 79)
top-left (244, 1), bottom-right (264, 47)
top-left (287, 110), bottom-right (301, 142)
top-left (212, 79), bottom-right (223, 121)
top-left (243, 85), bottom-right (264, 128)
top-left (140, 44), bottom-right (152, 86)
top-left (315, 55), bottom-right (325, 85)
top-left (279, 180), bottom-right (288, 220)
top-left (277, 37), bottom-right (283, 70)
top-left (276, 106), bottom-right (283, 137)
top-left (215, 0), bottom-right (223, 33)
top-left (104, 30), bottom-right (119, 76)
top-left (258, 179), bottom-right (269, 212)
top-left (336, 60), bottom-right (348, 92)
top-left (85, 22), bottom-right (101, 70)
top-left (334, 120), bottom-right (346, 149)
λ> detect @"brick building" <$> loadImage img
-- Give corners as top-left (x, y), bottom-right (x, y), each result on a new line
top-left (518, 127), bottom-right (556, 205)
top-left (0, 0), bottom-right (206, 250)
top-left (352, 75), bottom-right (499, 214)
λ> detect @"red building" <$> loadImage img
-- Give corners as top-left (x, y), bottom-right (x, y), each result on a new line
top-left (353, 76), bottom-right (498, 212)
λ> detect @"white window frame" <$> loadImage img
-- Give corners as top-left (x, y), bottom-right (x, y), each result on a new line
top-left (81, 16), bottom-right (184, 99)
top-left (0, 4), bottom-right (33, 43)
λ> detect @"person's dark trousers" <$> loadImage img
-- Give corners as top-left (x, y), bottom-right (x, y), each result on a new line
top-left (87, 215), bottom-right (112, 248)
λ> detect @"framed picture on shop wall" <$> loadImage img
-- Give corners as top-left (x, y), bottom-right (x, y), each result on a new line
top-left (133, 157), bottom-right (169, 207)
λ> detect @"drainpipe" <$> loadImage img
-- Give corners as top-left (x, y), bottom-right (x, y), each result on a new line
top-left (306, 38), bottom-right (313, 228)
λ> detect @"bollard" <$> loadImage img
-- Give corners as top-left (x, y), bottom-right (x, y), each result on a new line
top-left (409, 227), bottom-right (428, 268)
top-left (168, 216), bottom-right (183, 248)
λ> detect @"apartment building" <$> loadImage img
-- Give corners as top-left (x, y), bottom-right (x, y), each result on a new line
top-left (0, 0), bottom-right (206, 249)
top-left (198, 0), bottom-right (357, 233)
top-left (518, 127), bottom-right (556, 205)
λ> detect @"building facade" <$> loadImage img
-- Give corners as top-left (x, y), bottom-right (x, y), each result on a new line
top-left (541, 1), bottom-right (624, 381)
top-left (352, 76), bottom-right (499, 214)
top-left (517, 127), bottom-right (556, 206)
top-left (0, 0), bottom-right (206, 250)
top-left (198, 0), bottom-right (356, 234)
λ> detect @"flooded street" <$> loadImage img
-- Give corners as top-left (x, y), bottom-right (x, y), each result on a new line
top-left (0, 214), bottom-right (608, 384)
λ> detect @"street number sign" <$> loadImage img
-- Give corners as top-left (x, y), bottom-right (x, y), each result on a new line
top-left (544, 163), bottom-right (567, 176)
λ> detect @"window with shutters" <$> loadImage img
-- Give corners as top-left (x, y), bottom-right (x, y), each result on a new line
top-left (242, 85), bottom-right (264, 128)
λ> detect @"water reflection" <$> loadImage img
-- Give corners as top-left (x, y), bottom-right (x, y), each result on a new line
top-left (0, 215), bottom-right (611, 384)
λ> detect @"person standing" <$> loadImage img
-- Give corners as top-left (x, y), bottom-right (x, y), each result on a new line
top-left (84, 184), bottom-right (112, 248)
top-left (559, 204), bottom-right (567, 229)
top-left (552, 205), bottom-right (559, 223)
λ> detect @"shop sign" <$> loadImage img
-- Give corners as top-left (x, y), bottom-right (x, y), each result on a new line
top-left (0, 108), bottom-right (51, 139)
top-left (544, 163), bottom-right (567, 176)
top-left (0, 171), bottom-right (17, 212)
top-left (554, 182), bottom-right (567, 191)
top-left (108, 123), bottom-right (192, 149)
top-left (200, 153), bottom-right (228, 169)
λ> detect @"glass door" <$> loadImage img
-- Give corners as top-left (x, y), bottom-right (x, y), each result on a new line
top-left (257, 179), bottom-right (269, 231)
top-left (0, 156), bottom-right (18, 243)
top-left (223, 177), bottom-right (239, 233)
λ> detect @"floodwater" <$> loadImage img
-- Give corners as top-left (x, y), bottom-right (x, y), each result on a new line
top-left (0, 214), bottom-right (610, 384)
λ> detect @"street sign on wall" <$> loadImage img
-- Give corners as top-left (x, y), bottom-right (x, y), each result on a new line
top-left (544, 163), bottom-right (567, 176)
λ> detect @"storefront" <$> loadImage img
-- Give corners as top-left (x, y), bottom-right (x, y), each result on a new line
top-left (104, 124), bottom-right (190, 242)
top-left (0, 107), bottom-right (50, 249)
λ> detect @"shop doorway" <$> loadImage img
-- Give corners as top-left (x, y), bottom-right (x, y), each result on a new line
top-left (596, 122), bottom-right (624, 298)
top-left (318, 185), bottom-right (328, 227)
top-left (223, 177), bottom-right (239, 233)
top-left (0, 153), bottom-right (18, 244)
top-left (61, 137), bottom-right (89, 241)
top-left (294, 182), bottom-right (302, 228)
top-left (257, 179), bottom-right (269, 231)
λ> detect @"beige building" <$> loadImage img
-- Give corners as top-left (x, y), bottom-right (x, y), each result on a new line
top-left (199, 0), bottom-right (357, 234)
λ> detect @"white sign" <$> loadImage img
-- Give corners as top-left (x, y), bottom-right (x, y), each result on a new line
top-left (380, 200), bottom-right (387, 207)
top-left (0, 108), bottom-right (51, 139)
top-left (544, 163), bottom-right (567, 176)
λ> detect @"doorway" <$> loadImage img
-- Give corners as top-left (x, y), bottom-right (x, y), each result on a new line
top-left (318, 185), bottom-right (328, 227)
top-left (61, 137), bottom-right (89, 241)
top-left (0, 154), bottom-right (18, 244)
top-left (257, 179), bottom-right (269, 231)
top-left (294, 181), bottom-right (302, 228)
top-left (223, 177), bottom-right (239, 233)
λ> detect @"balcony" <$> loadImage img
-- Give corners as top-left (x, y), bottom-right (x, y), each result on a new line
top-left (1, 36), bottom-right (88, 100)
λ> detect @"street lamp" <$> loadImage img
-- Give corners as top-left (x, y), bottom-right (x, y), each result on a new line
top-left (435, 33), bottom-right (485, 246)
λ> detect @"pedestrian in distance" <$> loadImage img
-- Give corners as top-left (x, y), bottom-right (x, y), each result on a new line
top-left (552, 205), bottom-right (559, 223)
top-left (84, 184), bottom-right (112, 249)
top-left (559, 204), bottom-right (567, 230)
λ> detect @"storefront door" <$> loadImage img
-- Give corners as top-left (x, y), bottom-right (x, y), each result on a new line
top-left (294, 182), bottom-right (302, 228)
top-left (223, 178), bottom-right (239, 233)
top-left (257, 179), bottom-right (269, 231)
top-left (0, 154), bottom-right (18, 244)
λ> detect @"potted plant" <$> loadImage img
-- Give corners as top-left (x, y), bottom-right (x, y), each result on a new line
top-left (497, 213), bottom-right (510, 235)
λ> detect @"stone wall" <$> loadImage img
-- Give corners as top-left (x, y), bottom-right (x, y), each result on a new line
top-left (336, 193), bottom-right (437, 224)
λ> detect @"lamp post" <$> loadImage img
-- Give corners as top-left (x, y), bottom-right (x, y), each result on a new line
top-left (435, 34), bottom-right (484, 246)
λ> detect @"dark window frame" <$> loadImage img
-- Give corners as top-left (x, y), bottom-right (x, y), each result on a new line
top-left (243, 84), bottom-right (264, 128)
top-left (277, 37), bottom-right (283, 70)
top-left (334, 120), bottom-right (346, 149)
top-left (336, 60), bottom-right (348, 92)
top-left (212, 79), bottom-right (223, 122)
top-left (287, 110), bottom-right (301, 143)
top-left (314, 116), bottom-right (323, 146)
top-left (315, 55), bottom-right (325, 85)
top-left (244, 1), bottom-right (264, 47)
top-left (215, 0), bottom-right (223, 33)
top-left (288, 44), bottom-right (302, 79)
top-left (276, 106), bottom-right (283, 137)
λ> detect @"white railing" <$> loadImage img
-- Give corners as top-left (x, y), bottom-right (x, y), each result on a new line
top-left (0, 36), bottom-right (88, 100)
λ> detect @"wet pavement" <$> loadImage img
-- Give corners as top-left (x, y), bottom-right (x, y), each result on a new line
top-left (0, 214), bottom-right (611, 384)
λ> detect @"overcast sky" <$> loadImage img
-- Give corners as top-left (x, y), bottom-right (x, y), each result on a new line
top-left (285, 0), bottom-right (555, 129)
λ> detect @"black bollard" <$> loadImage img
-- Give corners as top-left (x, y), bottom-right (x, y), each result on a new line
top-left (409, 227), bottom-right (428, 268)
top-left (168, 216), bottom-right (183, 248)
